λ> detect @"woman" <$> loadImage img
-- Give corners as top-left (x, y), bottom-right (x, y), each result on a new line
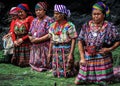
top-left (75, 2), bottom-right (120, 85)
top-left (3, 7), bottom-right (18, 40)
top-left (42, 4), bottom-right (77, 78)
top-left (2, 7), bottom-right (18, 63)
top-left (11, 3), bottom-right (34, 67)
top-left (28, 2), bottom-right (54, 72)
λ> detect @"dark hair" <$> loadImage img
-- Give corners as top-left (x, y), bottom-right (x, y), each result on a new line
top-left (102, 9), bottom-right (106, 18)
top-left (61, 13), bottom-right (67, 20)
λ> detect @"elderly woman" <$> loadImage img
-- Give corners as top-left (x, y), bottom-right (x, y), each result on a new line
top-left (11, 3), bottom-right (34, 67)
top-left (48, 4), bottom-right (78, 78)
top-left (75, 2), bottom-right (120, 85)
top-left (28, 2), bottom-right (54, 72)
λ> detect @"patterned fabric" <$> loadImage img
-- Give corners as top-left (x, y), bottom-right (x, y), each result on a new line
top-left (35, 2), bottom-right (48, 10)
top-left (49, 21), bottom-right (77, 43)
top-left (78, 20), bottom-right (120, 60)
top-left (76, 20), bottom-right (120, 83)
top-left (92, 2), bottom-right (110, 17)
top-left (9, 7), bottom-right (18, 15)
top-left (29, 16), bottom-right (54, 71)
top-left (17, 3), bottom-right (30, 11)
top-left (11, 40), bottom-right (30, 67)
top-left (14, 21), bottom-right (28, 35)
top-left (11, 16), bottom-right (34, 67)
top-left (52, 46), bottom-right (77, 77)
top-left (76, 56), bottom-right (113, 83)
top-left (16, 3), bottom-right (32, 15)
top-left (49, 21), bottom-right (77, 77)
top-left (3, 36), bottom-right (13, 55)
top-left (10, 20), bottom-right (16, 42)
top-left (14, 16), bottom-right (33, 36)
top-left (12, 16), bottom-right (34, 41)
top-left (54, 4), bottom-right (71, 17)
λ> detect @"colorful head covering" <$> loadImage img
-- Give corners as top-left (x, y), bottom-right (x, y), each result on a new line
top-left (54, 4), bottom-right (71, 17)
top-left (35, 2), bottom-right (48, 10)
top-left (9, 7), bottom-right (18, 15)
top-left (16, 3), bottom-right (32, 15)
top-left (92, 2), bottom-right (110, 17)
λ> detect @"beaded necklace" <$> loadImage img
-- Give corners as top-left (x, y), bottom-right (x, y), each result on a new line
top-left (89, 20), bottom-right (107, 37)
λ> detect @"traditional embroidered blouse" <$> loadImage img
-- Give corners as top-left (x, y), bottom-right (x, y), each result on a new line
top-left (29, 16), bottom-right (53, 38)
top-left (12, 16), bottom-right (34, 41)
top-left (49, 21), bottom-right (77, 43)
top-left (78, 20), bottom-right (120, 60)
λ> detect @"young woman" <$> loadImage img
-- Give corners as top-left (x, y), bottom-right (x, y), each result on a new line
top-left (28, 2), bottom-right (54, 72)
top-left (11, 3), bottom-right (34, 67)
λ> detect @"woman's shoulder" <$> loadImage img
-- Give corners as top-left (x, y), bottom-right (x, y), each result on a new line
top-left (65, 21), bottom-right (75, 28)
top-left (44, 16), bottom-right (54, 23)
top-left (26, 16), bottom-right (34, 22)
top-left (45, 16), bottom-right (52, 20)
top-left (104, 21), bottom-right (117, 29)
top-left (32, 17), bottom-right (38, 22)
top-left (81, 21), bottom-right (89, 28)
top-left (27, 16), bottom-right (34, 19)
top-left (67, 21), bottom-right (74, 25)
top-left (106, 21), bottom-right (115, 26)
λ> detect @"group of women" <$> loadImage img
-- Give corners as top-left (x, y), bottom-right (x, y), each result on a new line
top-left (2, 1), bottom-right (120, 85)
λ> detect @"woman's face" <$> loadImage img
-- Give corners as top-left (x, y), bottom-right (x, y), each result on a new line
top-left (92, 9), bottom-right (105, 24)
top-left (11, 14), bottom-right (18, 20)
top-left (18, 9), bottom-right (27, 19)
top-left (35, 8), bottom-right (46, 19)
top-left (54, 11), bottom-right (64, 21)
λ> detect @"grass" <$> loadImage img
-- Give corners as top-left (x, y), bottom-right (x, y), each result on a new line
top-left (0, 46), bottom-right (120, 86)
top-left (112, 47), bottom-right (120, 67)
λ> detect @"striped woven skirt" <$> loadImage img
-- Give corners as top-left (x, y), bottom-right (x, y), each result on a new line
top-left (75, 55), bottom-right (113, 83)
top-left (29, 42), bottom-right (51, 72)
top-left (11, 40), bottom-right (31, 67)
top-left (52, 45), bottom-right (77, 78)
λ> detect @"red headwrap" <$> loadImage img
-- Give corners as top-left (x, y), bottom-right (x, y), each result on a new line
top-left (9, 7), bottom-right (18, 15)
top-left (16, 3), bottom-right (32, 15)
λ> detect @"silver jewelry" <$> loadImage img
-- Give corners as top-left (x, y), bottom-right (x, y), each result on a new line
top-left (92, 32), bottom-right (98, 37)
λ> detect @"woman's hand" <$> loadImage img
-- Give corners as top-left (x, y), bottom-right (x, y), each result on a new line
top-left (29, 36), bottom-right (34, 41)
top-left (2, 33), bottom-right (11, 40)
top-left (14, 38), bottom-right (23, 46)
top-left (47, 53), bottom-right (52, 68)
top-left (67, 53), bottom-right (74, 63)
top-left (14, 40), bottom-right (19, 46)
top-left (80, 58), bottom-right (87, 66)
top-left (29, 36), bottom-right (39, 43)
top-left (99, 48), bottom-right (111, 54)
top-left (17, 38), bottom-right (23, 45)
